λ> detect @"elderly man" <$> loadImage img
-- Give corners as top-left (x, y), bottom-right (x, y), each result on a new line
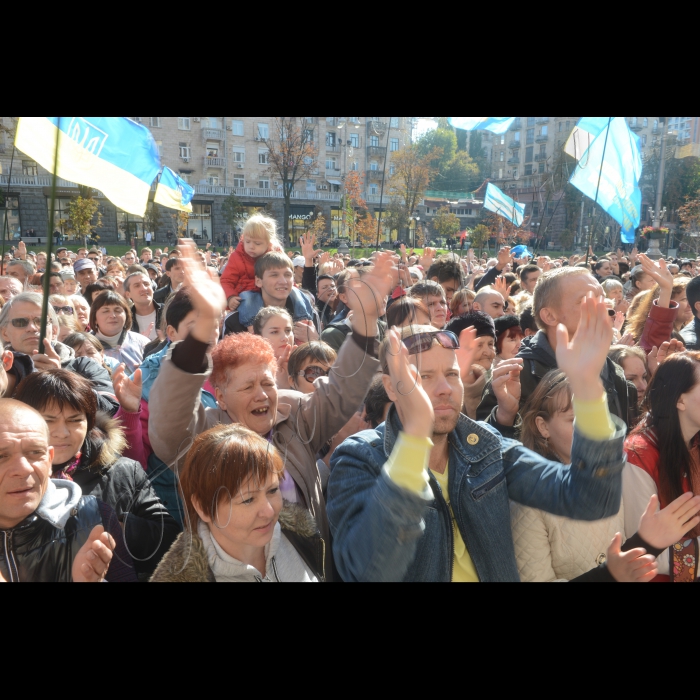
top-left (0, 400), bottom-right (123, 582)
top-left (6, 260), bottom-right (35, 288)
top-left (327, 297), bottom-right (629, 583)
top-left (472, 289), bottom-right (506, 320)
top-left (0, 276), bottom-right (23, 303)
top-left (73, 258), bottom-right (98, 293)
top-left (0, 293), bottom-right (118, 413)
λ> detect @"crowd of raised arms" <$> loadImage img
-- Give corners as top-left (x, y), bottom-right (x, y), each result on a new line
top-left (2, 214), bottom-right (700, 583)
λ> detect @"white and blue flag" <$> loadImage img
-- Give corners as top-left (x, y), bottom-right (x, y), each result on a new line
top-left (569, 117), bottom-right (642, 245)
top-left (15, 117), bottom-right (161, 216)
top-left (155, 166), bottom-right (195, 213)
top-left (448, 117), bottom-right (516, 135)
top-left (483, 183), bottom-right (526, 227)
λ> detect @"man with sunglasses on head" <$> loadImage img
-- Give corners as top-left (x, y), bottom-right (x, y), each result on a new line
top-left (476, 267), bottom-right (638, 429)
top-left (0, 293), bottom-right (118, 413)
top-left (328, 296), bottom-right (629, 583)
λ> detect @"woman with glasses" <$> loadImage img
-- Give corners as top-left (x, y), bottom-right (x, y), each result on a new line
top-left (49, 295), bottom-right (85, 331)
top-left (287, 342), bottom-right (337, 395)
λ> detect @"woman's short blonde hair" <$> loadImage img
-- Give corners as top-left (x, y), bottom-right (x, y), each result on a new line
top-left (242, 214), bottom-right (283, 251)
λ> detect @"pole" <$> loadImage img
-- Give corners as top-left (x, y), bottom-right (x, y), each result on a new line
top-left (2, 143), bottom-right (17, 265)
top-left (653, 117), bottom-right (668, 228)
top-left (375, 117), bottom-right (393, 251)
top-left (40, 117), bottom-right (62, 350)
top-left (585, 117), bottom-right (613, 268)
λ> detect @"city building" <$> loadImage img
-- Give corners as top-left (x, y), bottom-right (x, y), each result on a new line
top-left (0, 116), bottom-right (412, 246)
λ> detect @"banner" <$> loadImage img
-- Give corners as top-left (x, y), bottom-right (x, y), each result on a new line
top-left (15, 117), bottom-right (161, 217)
top-left (483, 183), bottom-right (526, 227)
top-left (155, 166), bottom-right (195, 212)
top-left (448, 117), bottom-right (516, 135)
top-left (569, 117), bottom-right (642, 245)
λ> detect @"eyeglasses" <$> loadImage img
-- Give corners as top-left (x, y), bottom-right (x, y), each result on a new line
top-left (11, 317), bottom-right (42, 329)
top-left (298, 366), bottom-right (330, 383)
top-left (53, 306), bottom-right (75, 315)
top-left (403, 331), bottom-right (460, 356)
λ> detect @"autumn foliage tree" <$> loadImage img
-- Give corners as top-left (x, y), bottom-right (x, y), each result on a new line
top-left (432, 206), bottom-right (461, 241)
top-left (67, 186), bottom-right (102, 243)
top-left (678, 190), bottom-right (700, 254)
top-left (389, 144), bottom-right (442, 240)
top-left (470, 224), bottom-right (491, 257)
top-left (262, 117), bottom-right (319, 243)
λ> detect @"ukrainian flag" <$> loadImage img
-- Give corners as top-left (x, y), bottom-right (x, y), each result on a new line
top-left (154, 166), bottom-right (195, 213)
top-left (448, 117), bottom-right (516, 134)
top-left (15, 117), bottom-right (161, 217)
top-left (483, 183), bottom-right (526, 227)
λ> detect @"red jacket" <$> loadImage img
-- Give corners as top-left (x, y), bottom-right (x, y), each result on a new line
top-left (638, 300), bottom-right (679, 353)
top-left (220, 241), bottom-right (258, 299)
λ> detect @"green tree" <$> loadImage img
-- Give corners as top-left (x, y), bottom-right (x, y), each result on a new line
top-left (66, 188), bottom-right (102, 242)
top-left (432, 206), bottom-right (461, 241)
top-left (470, 224), bottom-right (491, 257)
top-left (143, 202), bottom-right (162, 238)
top-left (221, 193), bottom-right (246, 231)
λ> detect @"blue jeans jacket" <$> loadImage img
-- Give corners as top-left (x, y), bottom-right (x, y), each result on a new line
top-left (328, 408), bottom-right (626, 583)
top-left (238, 288), bottom-right (315, 328)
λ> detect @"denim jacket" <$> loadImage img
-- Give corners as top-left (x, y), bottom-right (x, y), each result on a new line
top-left (328, 407), bottom-right (626, 583)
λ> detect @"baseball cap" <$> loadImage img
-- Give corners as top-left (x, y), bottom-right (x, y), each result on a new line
top-left (293, 256), bottom-right (306, 268)
top-left (60, 270), bottom-right (76, 281)
top-left (73, 258), bottom-right (97, 273)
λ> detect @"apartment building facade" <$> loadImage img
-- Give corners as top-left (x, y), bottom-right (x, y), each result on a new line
top-left (0, 116), bottom-right (412, 245)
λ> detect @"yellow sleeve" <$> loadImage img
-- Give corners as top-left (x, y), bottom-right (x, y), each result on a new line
top-left (573, 394), bottom-right (616, 441)
top-left (385, 433), bottom-right (434, 494)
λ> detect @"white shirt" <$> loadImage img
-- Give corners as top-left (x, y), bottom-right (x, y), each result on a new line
top-left (136, 309), bottom-right (157, 341)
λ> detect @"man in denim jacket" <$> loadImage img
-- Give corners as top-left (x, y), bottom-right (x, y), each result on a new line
top-left (328, 296), bottom-right (627, 583)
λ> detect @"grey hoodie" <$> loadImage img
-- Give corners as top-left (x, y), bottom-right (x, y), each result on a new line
top-left (36, 479), bottom-right (82, 529)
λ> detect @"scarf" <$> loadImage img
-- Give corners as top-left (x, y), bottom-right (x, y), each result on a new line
top-left (53, 452), bottom-right (82, 482)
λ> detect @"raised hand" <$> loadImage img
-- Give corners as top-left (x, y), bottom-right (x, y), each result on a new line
top-left (293, 320), bottom-right (319, 345)
top-left (493, 276), bottom-right (510, 300)
top-left (400, 244), bottom-right (408, 263)
top-left (569, 255), bottom-right (580, 266)
top-left (179, 239), bottom-right (227, 343)
top-left (618, 332), bottom-right (636, 347)
top-left (648, 339), bottom-right (684, 375)
top-left (639, 254), bottom-right (674, 306)
top-left (318, 252), bottom-right (332, 268)
top-left (556, 293), bottom-right (613, 402)
top-left (492, 359), bottom-right (523, 426)
top-left (606, 533), bottom-right (658, 583)
top-left (497, 246), bottom-right (513, 271)
top-left (113, 365), bottom-right (142, 414)
top-left (347, 251), bottom-right (397, 334)
top-left (384, 328), bottom-right (434, 440)
top-left (638, 493), bottom-right (700, 550)
top-left (419, 247), bottom-right (436, 270)
top-left (32, 339), bottom-right (62, 372)
top-left (614, 311), bottom-right (626, 333)
top-left (72, 526), bottom-right (115, 583)
top-left (615, 298), bottom-right (630, 314)
top-left (455, 327), bottom-right (479, 386)
top-left (18, 241), bottom-right (27, 260)
top-left (300, 234), bottom-right (321, 263)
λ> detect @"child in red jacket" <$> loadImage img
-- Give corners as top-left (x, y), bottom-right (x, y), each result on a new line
top-left (221, 214), bottom-right (283, 311)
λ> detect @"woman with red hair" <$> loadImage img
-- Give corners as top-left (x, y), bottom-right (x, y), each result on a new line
top-left (148, 240), bottom-right (397, 580)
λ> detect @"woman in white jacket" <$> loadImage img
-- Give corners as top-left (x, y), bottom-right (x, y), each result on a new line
top-left (510, 370), bottom-right (700, 582)
top-left (151, 424), bottom-right (325, 583)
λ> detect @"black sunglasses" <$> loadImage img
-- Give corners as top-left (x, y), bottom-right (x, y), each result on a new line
top-left (53, 306), bottom-right (74, 315)
top-left (403, 331), bottom-right (460, 356)
top-left (298, 366), bottom-right (330, 383)
top-left (11, 317), bottom-right (42, 329)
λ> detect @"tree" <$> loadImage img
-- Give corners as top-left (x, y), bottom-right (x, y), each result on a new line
top-left (66, 187), bottom-right (102, 243)
top-left (261, 117), bottom-right (318, 243)
top-left (432, 206), bottom-right (461, 241)
top-left (221, 193), bottom-right (246, 232)
top-left (143, 202), bottom-right (162, 239)
top-left (171, 211), bottom-right (189, 238)
top-left (307, 210), bottom-right (327, 241)
top-left (389, 144), bottom-right (441, 241)
top-left (471, 224), bottom-right (491, 258)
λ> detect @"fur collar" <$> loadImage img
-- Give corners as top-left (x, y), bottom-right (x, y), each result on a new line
top-left (81, 411), bottom-right (128, 474)
top-left (150, 503), bottom-right (318, 583)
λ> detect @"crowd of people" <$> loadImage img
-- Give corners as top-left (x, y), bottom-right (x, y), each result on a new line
top-left (2, 214), bottom-right (700, 583)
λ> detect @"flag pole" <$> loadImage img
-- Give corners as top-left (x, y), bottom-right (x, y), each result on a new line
top-left (375, 117), bottom-right (393, 252)
top-left (585, 117), bottom-right (613, 268)
top-left (39, 118), bottom-right (62, 351)
top-left (1, 143), bottom-right (17, 267)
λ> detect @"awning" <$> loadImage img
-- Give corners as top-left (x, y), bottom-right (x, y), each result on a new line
top-left (327, 179), bottom-right (343, 186)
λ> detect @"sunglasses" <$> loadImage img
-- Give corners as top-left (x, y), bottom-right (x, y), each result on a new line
top-left (53, 306), bottom-right (74, 315)
top-left (297, 366), bottom-right (330, 383)
top-left (11, 317), bottom-right (42, 329)
top-left (607, 309), bottom-right (616, 318)
top-left (403, 331), bottom-right (460, 356)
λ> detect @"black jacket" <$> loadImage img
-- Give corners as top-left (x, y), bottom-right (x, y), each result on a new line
top-left (130, 301), bottom-right (163, 337)
top-left (680, 317), bottom-right (700, 351)
top-left (477, 331), bottom-right (638, 430)
top-left (0, 496), bottom-right (135, 583)
top-left (154, 284), bottom-right (174, 305)
top-left (68, 413), bottom-right (180, 580)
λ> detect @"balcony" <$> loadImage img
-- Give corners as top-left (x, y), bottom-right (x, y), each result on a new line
top-left (536, 134), bottom-right (549, 143)
top-left (536, 118), bottom-right (550, 125)
top-left (204, 157), bottom-right (226, 168)
top-left (508, 141), bottom-right (521, 150)
top-left (629, 122), bottom-right (643, 132)
top-left (326, 168), bottom-right (342, 179)
top-left (366, 169), bottom-right (385, 182)
top-left (325, 144), bottom-right (340, 153)
top-left (510, 120), bottom-right (522, 131)
top-left (368, 146), bottom-right (387, 158)
top-left (535, 153), bottom-right (547, 162)
top-left (367, 121), bottom-right (388, 133)
top-left (508, 157), bottom-right (520, 165)
top-left (202, 128), bottom-right (225, 140)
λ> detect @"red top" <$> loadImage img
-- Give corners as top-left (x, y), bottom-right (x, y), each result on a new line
top-left (638, 300), bottom-right (679, 353)
top-left (220, 241), bottom-right (258, 299)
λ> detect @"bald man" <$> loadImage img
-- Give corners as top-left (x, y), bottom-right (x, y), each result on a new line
top-left (473, 290), bottom-right (506, 320)
top-left (0, 400), bottom-right (123, 582)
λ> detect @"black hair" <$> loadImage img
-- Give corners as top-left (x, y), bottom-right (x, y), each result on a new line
top-left (363, 376), bottom-right (392, 429)
top-left (165, 289), bottom-right (195, 331)
top-left (426, 260), bottom-right (463, 287)
top-left (687, 276), bottom-right (700, 320)
top-left (519, 305), bottom-right (538, 334)
top-left (165, 258), bottom-right (182, 273)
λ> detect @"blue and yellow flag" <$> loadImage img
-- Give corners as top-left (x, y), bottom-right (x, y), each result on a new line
top-left (155, 166), bottom-right (195, 213)
top-left (483, 183), bottom-right (526, 227)
top-left (569, 117), bottom-right (642, 245)
top-left (448, 117), bottom-right (516, 134)
top-left (15, 117), bottom-right (161, 217)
